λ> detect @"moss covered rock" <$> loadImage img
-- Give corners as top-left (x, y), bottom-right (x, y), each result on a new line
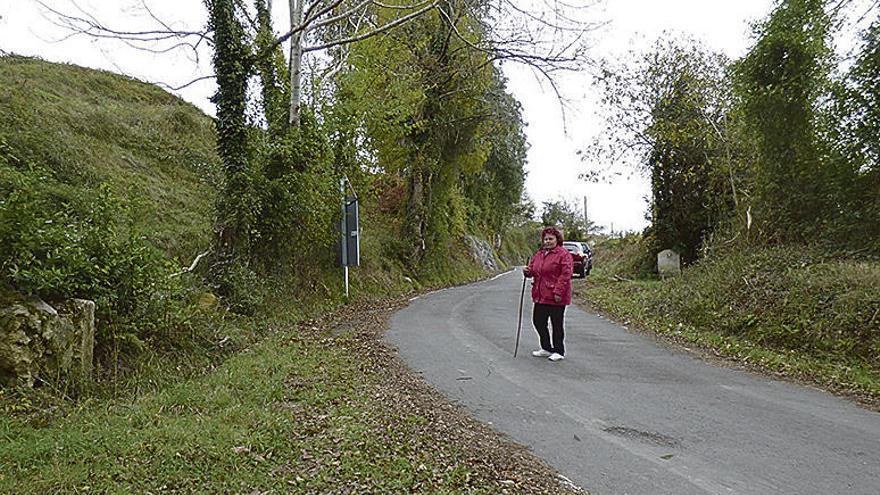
top-left (0, 295), bottom-right (94, 387)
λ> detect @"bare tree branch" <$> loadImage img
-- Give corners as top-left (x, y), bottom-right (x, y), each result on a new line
top-left (304, 0), bottom-right (331, 19)
top-left (36, 0), bottom-right (213, 51)
top-left (371, 0), bottom-right (437, 9)
top-left (308, 0), bottom-right (372, 33)
top-left (436, 3), bottom-right (595, 131)
top-left (304, 1), bottom-right (439, 53)
top-left (265, 0), bottom-right (346, 53)
top-left (497, 0), bottom-right (601, 33)
top-left (36, 0), bottom-right (214, 95)
top-left (154, 74), bottom-right (217, 91)
top-left (303, 0), bottom-right (346, 29)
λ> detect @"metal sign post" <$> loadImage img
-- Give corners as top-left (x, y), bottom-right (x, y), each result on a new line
top-left (340, 177), bottom-right (359, 299)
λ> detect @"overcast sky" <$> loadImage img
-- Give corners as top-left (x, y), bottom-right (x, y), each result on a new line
top-left (2, 0), bottom-right (870, 233)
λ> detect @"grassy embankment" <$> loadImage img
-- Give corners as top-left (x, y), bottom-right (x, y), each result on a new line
top-left (0, 57), bottom-right (575, 493)
top-left (576, 235), bottom-right (880, 407)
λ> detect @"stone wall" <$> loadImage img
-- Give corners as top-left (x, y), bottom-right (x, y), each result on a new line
top-left (0, 295), bottom-right (95, 388)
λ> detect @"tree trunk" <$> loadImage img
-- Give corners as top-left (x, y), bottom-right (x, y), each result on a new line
top-left (406, 165), bottom-right (432, 260)
top-left (209, 0), bottom-right (252, 259)
top-left (288, 0), bottom-right (304, 127)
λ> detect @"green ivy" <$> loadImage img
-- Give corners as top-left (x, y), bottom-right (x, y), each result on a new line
top-left (732, 0), bottom-right (835, 241)
top-left (208, 0), bottom-right (254, 261)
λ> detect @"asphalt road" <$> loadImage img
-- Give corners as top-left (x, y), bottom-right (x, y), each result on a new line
top-left (386, 269), bottom-right (880, 495)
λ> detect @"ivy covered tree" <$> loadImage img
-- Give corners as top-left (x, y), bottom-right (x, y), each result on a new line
top-left (462, 68), bottom-right (529, 238)
top-left (588, 39), bottom-right (736, 264)
top-left (207, 0), bottom-right (255, 261)
top-left (732, 0), bottom-right (835, 241)
top-left (829, 16), bottom-right (880, 249)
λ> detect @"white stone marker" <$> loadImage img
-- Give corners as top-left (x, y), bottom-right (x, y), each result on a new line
top-left (657, 249), bottom-right (681, 277)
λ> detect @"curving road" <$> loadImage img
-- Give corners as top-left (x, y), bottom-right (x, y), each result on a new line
top-left (386, 269), bottom-right (880, 495)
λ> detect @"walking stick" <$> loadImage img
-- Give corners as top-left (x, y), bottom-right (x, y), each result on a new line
top-left (514, 257), bottom-right (530, 358)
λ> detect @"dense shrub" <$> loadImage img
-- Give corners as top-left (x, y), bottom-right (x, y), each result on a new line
top-left (0, 164), bottom-right (190, 356)
top-left (661, 247), bottom-right (879, 362)
top-left (252, 112), bottom-right (339, 267)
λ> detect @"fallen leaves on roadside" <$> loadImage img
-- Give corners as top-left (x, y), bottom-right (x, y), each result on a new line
top-left (277, 295), bottom-right (588, 494)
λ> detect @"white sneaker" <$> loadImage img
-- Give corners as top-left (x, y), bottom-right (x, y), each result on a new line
top-left (548, 353), bottom-right (565, 362)
top-left (531, 349), bottom-right (551, 357)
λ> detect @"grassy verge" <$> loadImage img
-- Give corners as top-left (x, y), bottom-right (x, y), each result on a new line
top-left (1, 294), bottom-right (581, 494)
top-left (576, 241), bottom-right (880, 409)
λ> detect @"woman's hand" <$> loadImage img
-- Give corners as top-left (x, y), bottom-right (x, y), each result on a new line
top-left (554, 294), bottom-right (561, 304)
top-left (523, 266), bottom-right (532, 277)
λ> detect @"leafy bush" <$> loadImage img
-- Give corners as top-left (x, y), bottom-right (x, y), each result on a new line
top-left (252, 111), bottom-right (339, 267)
top-left (0, 164), bottom-right (190, 356)
top-left (208, 259), bottom-right (265, 316)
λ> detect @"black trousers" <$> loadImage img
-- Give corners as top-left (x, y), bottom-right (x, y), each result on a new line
top-left (533, 303), bottom-right (566, 355)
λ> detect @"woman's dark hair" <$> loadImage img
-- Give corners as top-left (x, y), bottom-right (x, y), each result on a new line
top-left (540, 226), bottom-right (564, 246)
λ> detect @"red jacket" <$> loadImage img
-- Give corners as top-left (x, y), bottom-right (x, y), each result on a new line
top-left (526, 245), bottom-right (573, 306)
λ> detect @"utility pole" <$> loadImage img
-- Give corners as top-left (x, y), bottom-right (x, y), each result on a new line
top-left (583, 195), bottom-right (588, 234)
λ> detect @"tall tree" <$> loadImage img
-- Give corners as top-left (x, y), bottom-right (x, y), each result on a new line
top-left (588, 39), bottom-right (737, 263)
top-left (255, 0), bottom-right (290, 137)
top-left (842, 18), bottom-right (880, 175)
top-left (646, 51), bottom-right (739, 263)
top-left (827, 13), bottom-right (880, 249)
top-left (733, 0), bottom-right (835, 240)
top-left (207, 0), bottom-right (255, 260)
top-left (331, 1), bottom-right (497, 262)
top-left (462, 68), bottom-right (529, 237)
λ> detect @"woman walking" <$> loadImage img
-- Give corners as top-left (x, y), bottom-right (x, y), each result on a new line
top-left (523, 227), bottom-right (573, 362)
